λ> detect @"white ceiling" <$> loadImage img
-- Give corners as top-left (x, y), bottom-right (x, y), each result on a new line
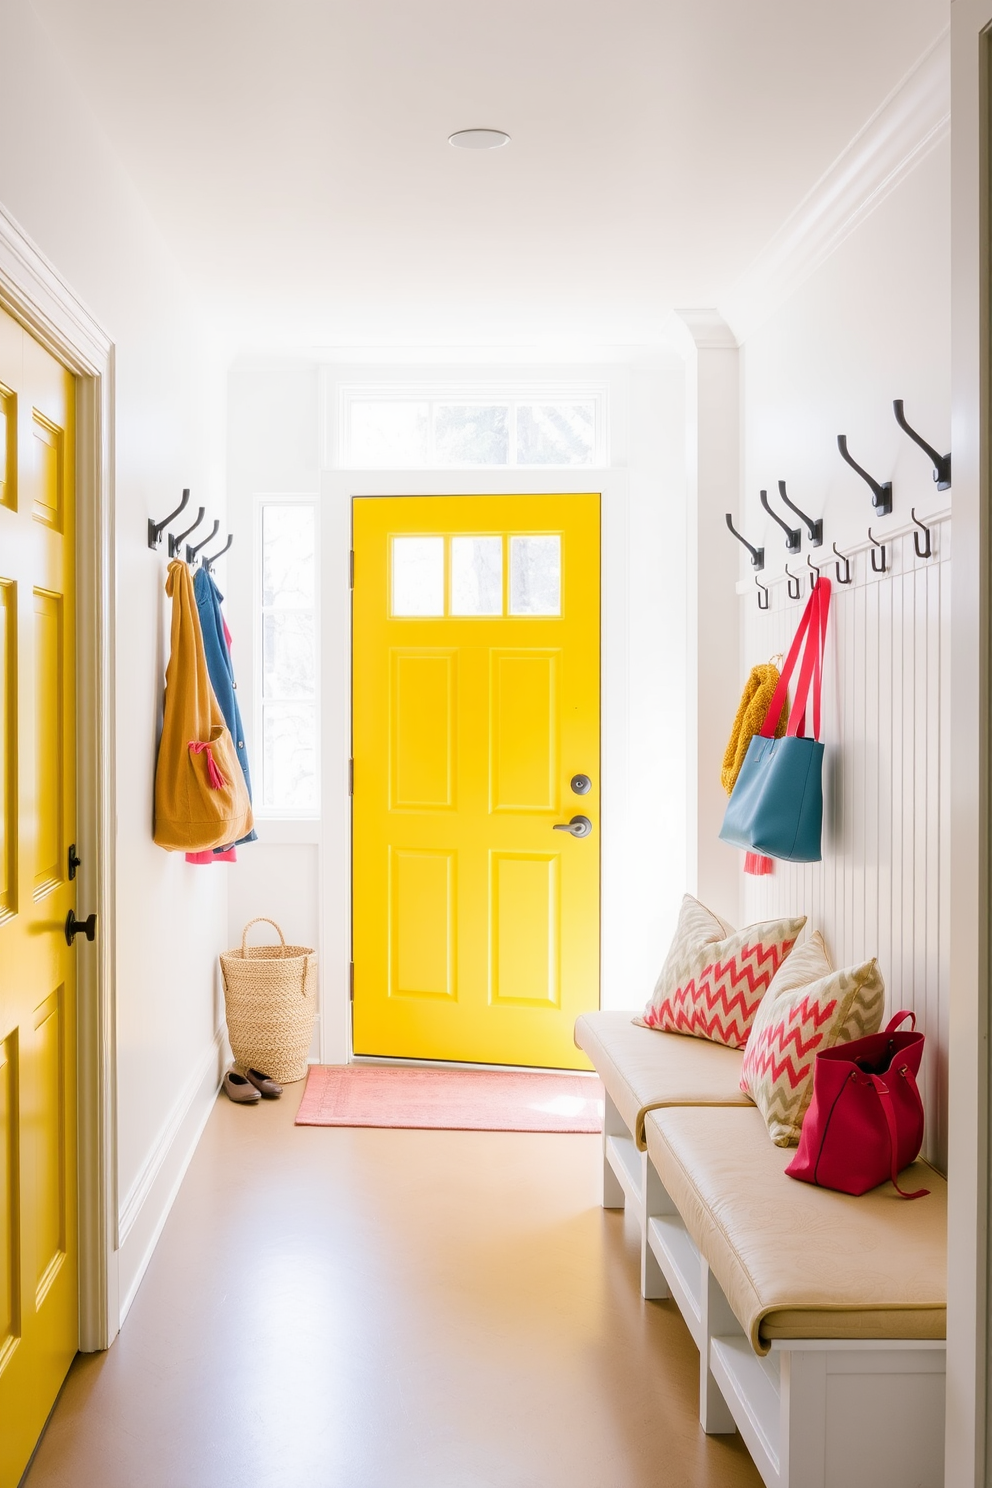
top-left (32, 0), bottom-right (948, 352)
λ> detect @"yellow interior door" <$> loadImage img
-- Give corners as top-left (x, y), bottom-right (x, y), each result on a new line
top-left (353, 493), bottom-right (599, 1070)
top-left (0, 306), bottom-right (78, 1488)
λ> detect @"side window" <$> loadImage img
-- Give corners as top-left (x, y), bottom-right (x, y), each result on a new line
top-left (259, 503), bottom-right (318, 812)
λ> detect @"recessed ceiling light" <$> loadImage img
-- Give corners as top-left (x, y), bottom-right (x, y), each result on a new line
top-left (448, 128), bottom-right (511, 150)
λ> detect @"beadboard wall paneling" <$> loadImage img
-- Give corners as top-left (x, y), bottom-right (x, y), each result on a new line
top-left (739, 526), bottom-right (951, 1170)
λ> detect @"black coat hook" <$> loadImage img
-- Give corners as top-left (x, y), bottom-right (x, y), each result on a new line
top-left (755, 575), bottom-right (770, 611)
top-left (837, 436), bottom-right (893, 517)
top-left (778, 481), bottom-right (823, 547)
top-left (893, 401), bottom-right (951, 491)
top-left (202, 533), bottom-right (234, 573)
top-left (806, 554), bottom-right (824, 591)
top-left (169, 505), bottom-right (206, 558)
top-left (187, 519), bottom-right (220, 565)
top-left (785, 562), bottom-right (803, 600)
top-left (832, 541), bottom-right (853, 585)
top-left (911, 508), bottom-right (933, 559)
top-left (867, 525), bottom-right (887, 573)
top-left (760, 488), bottom-right (801, 553)
top-left (725, 513), bottom-right (764, 570)
top-left (147, 488), bottom-right (190, 550)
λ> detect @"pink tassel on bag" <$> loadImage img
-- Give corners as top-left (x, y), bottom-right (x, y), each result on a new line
top-left (744, 852), bottom-right (773, 876)
top-left (188, 740), bottom-right (226, 789)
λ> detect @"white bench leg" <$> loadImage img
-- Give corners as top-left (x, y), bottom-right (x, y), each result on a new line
top-left (700, 1262), bottom-right (737, 1435)
top-left (602, 1091), bottom-right (626, 1209)
top-left (640, 1154), bottom-right (670, 1300)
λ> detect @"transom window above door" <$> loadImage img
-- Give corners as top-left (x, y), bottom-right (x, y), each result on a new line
top-left (338, 388), bottom-right (606, 468)
top-left (391, 534), bottom-right (562, 617)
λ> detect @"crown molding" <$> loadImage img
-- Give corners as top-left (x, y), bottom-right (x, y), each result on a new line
top-left (719, 28), bottom-right (949, 344)
top-left (664, 308), bottom-right (739, 358)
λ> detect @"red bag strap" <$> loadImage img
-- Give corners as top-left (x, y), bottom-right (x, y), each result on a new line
top-left (759, 578), bottom-right (832, 741)
top-left (885, 1010), bottom-right (917, 1034)
top-left (787, 577), bottom-right (831, 740)
top-left (870, 1075), bottom-right (930, 1200)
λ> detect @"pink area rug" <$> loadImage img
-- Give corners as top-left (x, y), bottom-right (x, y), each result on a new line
top-left (295, 1065), bottom-right (604, 1133)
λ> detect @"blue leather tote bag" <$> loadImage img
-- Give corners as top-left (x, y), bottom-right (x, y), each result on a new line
top-left (720, 578), bottom-right (831, 863)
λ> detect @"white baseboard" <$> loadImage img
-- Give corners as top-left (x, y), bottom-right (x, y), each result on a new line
top-left (115, 1030), bottom-right (226, 1327)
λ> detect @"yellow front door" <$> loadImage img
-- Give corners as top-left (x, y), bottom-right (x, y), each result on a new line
top-left (0, 306), bottom-right (78, 1488)
top-left (353, 494), bottom-right (600, 1070)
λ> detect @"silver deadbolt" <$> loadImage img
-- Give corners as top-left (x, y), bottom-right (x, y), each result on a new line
top-left (570, 774), bottom-right (592, 796)
top-left (552, 815), bottom-right (593, 838)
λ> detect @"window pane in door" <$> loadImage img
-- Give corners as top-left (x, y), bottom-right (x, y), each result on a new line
top-left (451, 536), bottom-right (502, 615)
top-left (509, 535), bottom-right (561, 615)
top-left (435, 405), bottom-right (510, 465)
top-left (392, 536), bottom-right (444, 616)
top-left (516, 403), bottom-right (595, 466)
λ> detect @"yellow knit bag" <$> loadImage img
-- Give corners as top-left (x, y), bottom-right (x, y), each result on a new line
top-left (721, 663), bottom-right (788, 796)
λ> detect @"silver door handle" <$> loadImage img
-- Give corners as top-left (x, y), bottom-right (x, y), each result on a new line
top-left (552, 815), bottom-right (592, 838)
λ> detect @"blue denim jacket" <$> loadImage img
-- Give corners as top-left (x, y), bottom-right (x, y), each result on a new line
top-left (193, 565), bottom-right (257, 845)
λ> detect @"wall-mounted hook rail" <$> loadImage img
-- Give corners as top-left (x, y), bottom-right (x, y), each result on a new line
top-left (837, 436), bottom-right (893, 516)
top-left (755, 576), bottom-right (770, 611)
top-left (187, 519), bottom-right (220, 565)
top-left (169, 506), bottom-right (206, 558)
top-left (867, 526), bottom-right (887, 574)
top-left (202, 533), bottom-right (234, 573)
top-left (910, 507), bottom-right (933, 560)
top-left (760, 488), bottom-right (801, 552)
top-left (832, 541), bottom-right (853, 585)
top-left (778, 481), bottom-right (823, 547)
top-left (893, 400), bottom-right (951, 491)
top-left (785, 563), bottom-right (803, 600)
top-left (725, 513), bottom-right (764, 570)
top-left (147, 488), bottom-right (190, 551)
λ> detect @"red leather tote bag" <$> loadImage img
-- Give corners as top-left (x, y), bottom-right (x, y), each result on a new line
top-left (785, 1012), bottom-right (929, 1199)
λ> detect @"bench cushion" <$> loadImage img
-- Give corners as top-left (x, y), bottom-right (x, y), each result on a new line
top-left (573, 1012), bottom-right (749, 1148)
top-left (644, 1105), bottom-right (946, 1354)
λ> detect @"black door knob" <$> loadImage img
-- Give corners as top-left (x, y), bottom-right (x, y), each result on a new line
top-left (65, 910), bottom-right (97, 946)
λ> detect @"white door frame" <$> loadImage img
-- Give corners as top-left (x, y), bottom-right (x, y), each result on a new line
top-left (318, 469), bottom-right (629, 1067)
top-left (949, 5), bottom-right (992, 1483)
top-left (0, 205), bottom-right (117, 1351)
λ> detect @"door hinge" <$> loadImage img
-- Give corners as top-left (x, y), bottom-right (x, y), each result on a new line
top-left (349, 961), bottom-right (355, 1001)
top-left (348, 758), bottom-right (354, 795)
top-left (349, 549), bottom-right (355, 589)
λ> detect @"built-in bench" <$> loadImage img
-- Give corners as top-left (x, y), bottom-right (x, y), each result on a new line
top-left (575, 1011), bottom-right (750, 1293)
top-left (576, 1011), bottom-right (948, 1488)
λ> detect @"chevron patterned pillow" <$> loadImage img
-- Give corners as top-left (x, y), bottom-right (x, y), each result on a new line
top-left (741, 936), bottom-right (885, 1146)
top-left (639, 895), bottom-right (806, 1049)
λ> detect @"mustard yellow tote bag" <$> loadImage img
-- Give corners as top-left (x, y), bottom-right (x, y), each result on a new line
top-left (153, 560), bottom-right (254, 851)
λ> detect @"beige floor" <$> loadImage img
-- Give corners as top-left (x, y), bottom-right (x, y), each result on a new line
top-left (25, 1087), bottom-right (761, 1488)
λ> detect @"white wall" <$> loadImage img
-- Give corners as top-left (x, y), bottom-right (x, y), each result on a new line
top-left (0, 0), bottom-right (231, 1323)
top-left (732, 138), bottom-right (951, 1166)
top-left (224, 356), bottom-right (692, 1054)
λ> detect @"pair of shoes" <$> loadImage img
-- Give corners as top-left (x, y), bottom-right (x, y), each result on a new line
top-left (222, 1067), bottom-right (283, 1104)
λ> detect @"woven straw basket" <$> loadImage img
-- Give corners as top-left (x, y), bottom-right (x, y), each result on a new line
top-left (220, 918), bottom-right (317, 1083)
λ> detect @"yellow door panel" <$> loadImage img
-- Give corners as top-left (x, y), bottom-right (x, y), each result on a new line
top-left (353, 493), bottom-right (599, 1070)
top-left (0, 306), bottom-right (77, 1488)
